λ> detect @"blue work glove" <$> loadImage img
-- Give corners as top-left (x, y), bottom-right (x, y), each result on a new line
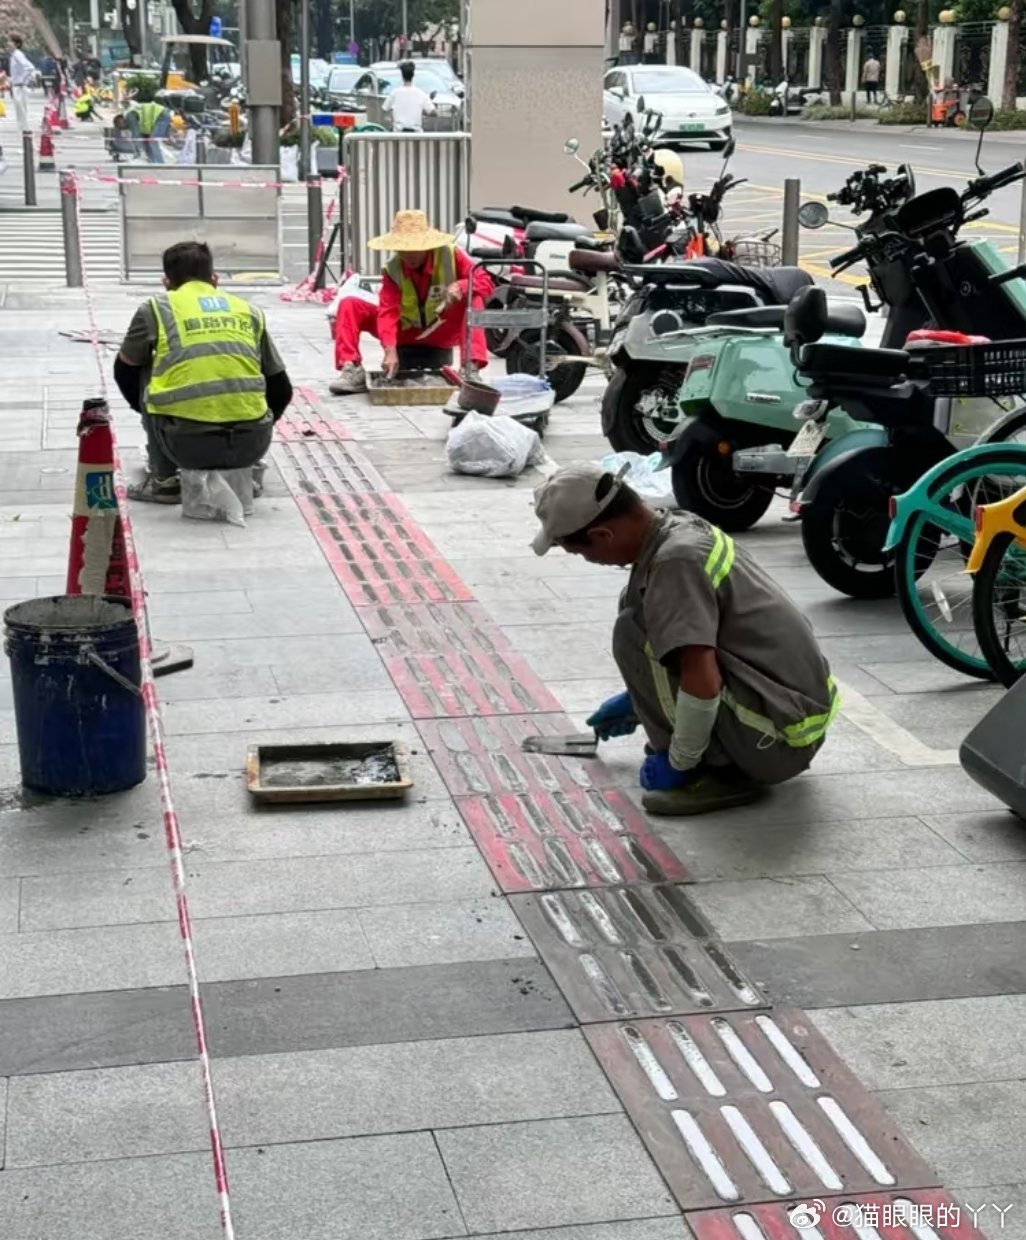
top-left (586, 690), bottom-right (638, 740)
top-left (639, 751), bottom-right (697, 792)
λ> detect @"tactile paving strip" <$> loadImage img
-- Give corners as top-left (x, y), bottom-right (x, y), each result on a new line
top-left (297, 492), bottom-right (473, 606)
top-left (274, 438), bottom-right (388, 495)
top-left (361, 601), bottom-right (562, 717)
top-left (510, 886), bottom-right (760, 1022)
top-left (417, 713), bottom-right (620, 798)
top-left (584, 1011), bottom-right (938, 1211)
top-left (459, 790), bottom-right (689, 893)
top-left (685, 1190), bottom-right (983, 1240)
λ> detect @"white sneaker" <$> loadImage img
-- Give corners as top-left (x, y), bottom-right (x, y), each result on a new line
top-left (330, 363), bottom-right (367, 395)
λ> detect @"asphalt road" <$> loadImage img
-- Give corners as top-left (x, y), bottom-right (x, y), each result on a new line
top-left (677, 117), bottom-right (1026, 285)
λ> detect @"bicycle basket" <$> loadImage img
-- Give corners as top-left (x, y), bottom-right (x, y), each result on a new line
top-left (918, 339), bottom-right (1026, 397)
top-left (728, 238), bottom-right (783, 268)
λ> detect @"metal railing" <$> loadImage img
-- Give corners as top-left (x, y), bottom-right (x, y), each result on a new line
top-left (341, 131), bottom-right (470, 274)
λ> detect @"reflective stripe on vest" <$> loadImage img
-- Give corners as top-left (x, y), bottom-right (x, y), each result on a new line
top-left (385, 246), bottom-right (457, 332)
top-left (645, 640), bottom-right (678, 726)
top-left (145, 283), bottom-right (267, 423)
top-left (721, 676), bottom-right (840, 749)
top-left (704, 527), bottom-right (735, 589)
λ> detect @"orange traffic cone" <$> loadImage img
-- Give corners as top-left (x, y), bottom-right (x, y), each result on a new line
top-left (38, 126), bottom-right (55, 173)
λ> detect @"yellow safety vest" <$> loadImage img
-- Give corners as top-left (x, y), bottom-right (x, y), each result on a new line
top-left (385, 246), bottom-right (457, 332)
top-left (145, 282), bottom-right (267, 423)
top-left (131, 100), bottom-right (163, 134)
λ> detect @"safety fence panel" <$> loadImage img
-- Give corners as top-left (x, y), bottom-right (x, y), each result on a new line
top-left (341, 131), bottom-right (470, 275)
top-left (118, 164), bottom-right (282, 283)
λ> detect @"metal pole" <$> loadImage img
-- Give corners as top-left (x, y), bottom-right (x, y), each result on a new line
top-left (90, 0), bottom-right (100, 56)
top-left (782, 177), bottom-right (800, 267)
top-left (1019, 160), bottom-right (1026, 265)
top-left (307, 175), bottom-right (323, 273)
top-left (245, 0), bottom-right (280, 167)
top-left (737, 0), bottom-right (747, 80)
top-left (300, 0), bottom-right (310, 180)
top-left (349, 0), bottom-right (355, 48)
top-left (402, 0), bottom-right (408, 46)
top-left (138, 0), bottom-right (148, 66)
top-left (60, 171), bottom-right (83, 286)
top-left (239, 0), bottom-right (247, 80)
top-left (22, 132), bottom-right (36, 207)
top-left (67, 6), bottom-right (74, 57)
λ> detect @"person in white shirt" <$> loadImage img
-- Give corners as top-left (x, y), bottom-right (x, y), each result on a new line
top-left (8, 35), bottom-right (34, 131)
top-left (383, 61), bottom-right (436, 133)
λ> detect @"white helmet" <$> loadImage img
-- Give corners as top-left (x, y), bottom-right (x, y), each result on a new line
top-left (652, 147), bottom-right (685, 190)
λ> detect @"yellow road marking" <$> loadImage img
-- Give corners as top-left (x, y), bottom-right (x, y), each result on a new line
top-left (739, 141), bottom-right (988, 181)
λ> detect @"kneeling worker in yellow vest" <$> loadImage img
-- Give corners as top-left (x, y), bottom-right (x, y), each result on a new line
top-left (115, 242), bottom-right (293, 504)
top-left (531, 465), bottom-right (839, 815)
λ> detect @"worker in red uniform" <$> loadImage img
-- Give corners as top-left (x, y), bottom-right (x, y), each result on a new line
top-left (330, 209), bottom-right (492, 395)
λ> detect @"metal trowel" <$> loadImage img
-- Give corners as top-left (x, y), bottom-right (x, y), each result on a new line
top-left (521, 730), bottom-right (600, 758)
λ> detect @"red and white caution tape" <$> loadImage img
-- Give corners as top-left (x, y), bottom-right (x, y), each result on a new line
top-left (69, 179), bottom-right (236, 1240)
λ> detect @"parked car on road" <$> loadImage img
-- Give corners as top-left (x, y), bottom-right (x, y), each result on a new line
top-left (377, 56), bottom-right (465, 97)
top-left (603, 64), bottom-right (732, 150)
top-left (340, 63), bottom-right (464, 129)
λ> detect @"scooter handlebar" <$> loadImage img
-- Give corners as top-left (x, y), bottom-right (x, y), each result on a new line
top-left (568, 176), bottom-right (593, 193)
top-left (966, 161), bottom-right (1025, 199)
top-left (830, 243), bottom-right (865, 270)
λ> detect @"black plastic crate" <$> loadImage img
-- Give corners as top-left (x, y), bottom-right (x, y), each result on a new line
top-left (918, 339), bottom-right (1026, 397)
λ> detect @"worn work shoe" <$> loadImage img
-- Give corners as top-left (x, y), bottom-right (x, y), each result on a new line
top-left (329, 363), bottom-right (367, 395)
top-left (642, 770), bottom-right (761, 817)
top-left (463, 362), bottom-right (483, 382)
top-left (127, 474), bottom-right (181, 505)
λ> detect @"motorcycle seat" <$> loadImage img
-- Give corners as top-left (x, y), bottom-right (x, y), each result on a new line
top-left (511, 205), bottom-right (574, 223)
top-left (471, 208), bottom-right (523, 228)
top-left (570, 249), bottom-right (620, 274)
top-left (621, 257), bottom-right (813, 303)
top-left (708, 300), bottom-right (866, 337)
top-left (510, 272), bottom-right (592, 293)
top-left (525, 221), bottom-right (593, 242)
top-left (800, 342), bottom-right (911, 383)
top-left (467, 244), bottom-right (506, 259)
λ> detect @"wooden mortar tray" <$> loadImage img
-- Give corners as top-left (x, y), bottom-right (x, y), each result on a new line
top-left (246, 740), bottom-right (413, 803)
top-left (366, 369), bottom-right (457, 406)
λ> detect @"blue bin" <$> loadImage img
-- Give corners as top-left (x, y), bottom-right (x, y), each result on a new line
top-left (4, 595), bottom-right (146, 797)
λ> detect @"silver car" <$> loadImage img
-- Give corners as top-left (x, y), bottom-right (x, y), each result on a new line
top-left (603, 65), bottom-right (732, 150)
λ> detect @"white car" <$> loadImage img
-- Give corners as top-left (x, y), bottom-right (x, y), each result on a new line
top-left (603, 65), bottom-right (732, 150)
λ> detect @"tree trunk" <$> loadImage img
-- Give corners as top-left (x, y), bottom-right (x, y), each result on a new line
top-left (825, 0), bottom-right (842, 105)
top-left (769, 0), bottom-right (783, 81)
top-left (277, 0), bottom-right (295, 125)
top-left (118, 0), bottom-right (140, 56)
top-left (1004, 0), bottom-right (1022, 110)
top-left (723, 0), bottom-right (735, 77)
top-left (316, 0), bottom-right (333, 58)
top-left (169, 0), bottom-right (215, 81)
top-left (913, 0), bottom-right (930, 102)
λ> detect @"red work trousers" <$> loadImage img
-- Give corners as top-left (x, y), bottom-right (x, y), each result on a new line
top-left (334, 296), bottom-right (489, 370)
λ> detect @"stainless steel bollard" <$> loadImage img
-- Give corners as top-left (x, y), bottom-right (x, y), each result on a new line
top-left (782, 178), bottom-right (800, 267)
top-left (60, 170), bottom-right (83, 287)
top-left (22, 131), bottom-right (36, 206)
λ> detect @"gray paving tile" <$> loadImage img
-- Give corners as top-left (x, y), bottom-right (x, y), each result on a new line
top-left (141, 566), bottom-right (338, 594)
top-left (729, 922), bottom-right (1026, 1009)
top-left (860, 660), bottom-right (993, 694)
top-left (868, 687), bottom-right (1003, 749)
top-left (0, 921), bottom-right (184, 999)
top-left (6, 1060), bottom-right (209, 1167)
top-left (879, 1080), bottom-right (1026, 1188)
top-left (0, 1151), bottom-right (218, 1240)
top-left (146, 589), bottom-right (253, 618)
top-left (818, 632), bottom-right (933, 665)
top-left (459, 1226), bottom-right (689, 1240)
top-left (151, 605), bottom-right (367, 642)
top-left (20, 847), bottom-right (498, 930)
top-left (686, 874), bottom-right (874, 939)
top-left (655, 814), bottom-right (964, 880)
top-left (949, 1188), bottom-right (1026, 1239)
top-left (151, 665), bottom-right (282, 703)
top-left (921, 809), bottom-right (1026, 862)
top-left (0, 876), bottom-right (20, 932)
top-left (160, 688), bottom-right (409, 735)
top-left (193, 909), bottom-right (375, 983)
top-left (436, 1115), bottom-right (677, 1234)
top-left (203, 956), bottom-right (572, 1060)
top-left (215, 1030), bottom-right (618, 1147)
top-left (358, 899), bottom-right (535, 969)
top-left (229, 1132), bottom-right (462, 1240)
top-left (830, 861), bottom-right (1026, 929)
top-left (811, 995), bottom-right (1026, 1090)
top-left (0, 984), bottom-right (195, 1076)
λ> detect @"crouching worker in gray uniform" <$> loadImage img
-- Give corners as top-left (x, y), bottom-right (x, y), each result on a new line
top-left (531, 464), bottom-right (839, 816)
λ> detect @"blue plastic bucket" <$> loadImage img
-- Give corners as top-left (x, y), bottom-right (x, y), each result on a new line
top-left (4, 595), bottom-right (146, 797)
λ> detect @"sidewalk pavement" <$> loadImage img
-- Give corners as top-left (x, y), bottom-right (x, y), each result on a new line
top-left (0, 271), bottom-right (1024, 1239)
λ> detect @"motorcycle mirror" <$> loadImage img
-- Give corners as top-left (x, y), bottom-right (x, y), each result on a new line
top-left (723, 136), bottom-right (736, 160)
top-left (797, 201), bottom-right (829, 229)
top-left (969, 95), bottom-right (994, 174)
top-left (636, 96), bottom-right (646, 113)
top-left (564, 137), bottom-right (580, 155)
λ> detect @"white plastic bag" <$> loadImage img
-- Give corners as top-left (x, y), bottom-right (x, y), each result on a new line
top-left (600, 450), bottom-right (676, 506)
top-left (180, 468), bottom-right (254, 527)
top-left (447, 412), bottom-right (546, 478)
top-left (177, 129), bottom-right (197, 164)
top-left (280, 146), bottom-right (299, 182)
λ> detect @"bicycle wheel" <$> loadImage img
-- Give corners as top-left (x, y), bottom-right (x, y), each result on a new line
top-left (895, 447), bottom-right (1026, 678)
top-left (973, 530), bottom-right (1026, 687)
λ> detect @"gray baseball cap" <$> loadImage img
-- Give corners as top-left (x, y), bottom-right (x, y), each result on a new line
top-left (531, 463), bottom-right (629, 555)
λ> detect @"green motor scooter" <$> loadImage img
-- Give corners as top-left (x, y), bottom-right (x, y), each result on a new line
top-left (659, 301), bottom-right (868, 531)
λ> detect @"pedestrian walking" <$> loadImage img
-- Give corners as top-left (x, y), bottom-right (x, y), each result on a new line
top-left (531, 465), bottom-right (838, 815)
top-left (8, 35), bottom-right (34, 131)
top-left (383, 60), bottom-right (436, 132)
top-left (862, 51), bottom-right (881, 103)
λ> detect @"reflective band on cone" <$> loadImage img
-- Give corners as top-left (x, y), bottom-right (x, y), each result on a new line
top-left (38, 129), bottom-right (55, 172)
top-left (66, 399), bottom-right (130, 597)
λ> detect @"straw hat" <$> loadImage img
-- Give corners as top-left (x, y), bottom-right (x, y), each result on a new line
top-left (368, 209), bottom-right (453, 252)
